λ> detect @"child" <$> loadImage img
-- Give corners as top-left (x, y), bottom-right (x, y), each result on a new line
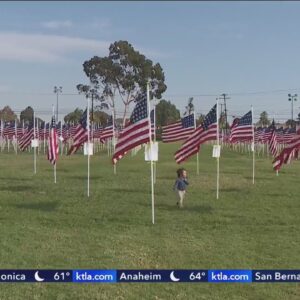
top-left (173, 168), bottom-right (189, 208)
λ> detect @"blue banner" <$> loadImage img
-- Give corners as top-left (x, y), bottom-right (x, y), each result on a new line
top-left (0, 269), bottom-right (298, 283)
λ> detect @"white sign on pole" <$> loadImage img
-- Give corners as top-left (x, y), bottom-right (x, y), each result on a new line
top-left (31, 139), bottom-right (39, 148)
top-left (212, 145), bottom-right (221, 158)
top-left (84, 143), bottom-right (94, 155)
top-left (145, 142), bottom-right (158, 161)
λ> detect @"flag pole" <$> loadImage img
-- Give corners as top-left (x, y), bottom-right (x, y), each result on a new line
top-left (60, 120), bottom-right (63, 156)
top-left (87, 97), bottom-right (90, 198)
top-left (52, 105), bottom-right (57, 184)
top-left (216, 98), bottom-right (220, 199)
top-left (112, 107), bottom-right (117, 175)
top-left (194, 110), bottom-right (199, 175)
top-left (43, 121), bottom-right (46, 154)
top-left (153, 98), bottom-right (157, 184)
top-left (252, 105), bottom-right (255, 184)
top-left (33, 111), bottom-right (37, 174)
top-left (147, 82), bottom-right (155, 224)
top-left (15, 118), bottom-right (17, 155)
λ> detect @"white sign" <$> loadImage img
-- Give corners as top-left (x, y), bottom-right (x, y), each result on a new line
top-left (84, 142), bottom-right (93, 155)
top-left (31, 139), bottom-right (39, 148)
top-left (212, 145), bottom-right (221, 158)
top-left (251, 142), bottom-right (255, 152)
top-left (145, 142), bottom-right (158, 161)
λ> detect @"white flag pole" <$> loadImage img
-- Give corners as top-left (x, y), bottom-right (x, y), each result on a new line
top-left (216, 99), bottom-right (220, 199)
top-left (51, 105), bottom-right (57, 184)
top-left (273, 114), bottom-right (279, 176)
top-left (153, 98), bottom-right (157, 184)
top-left (252, 105), bottom-right (255, 184)
top-left (15, 119), bottom-right (17, 155)
top-left (87, 97), bottom-right (90, 198)
top-left (60, 120), bottom-right (63, 156)
top-left (112, 108), bottom-right (117, 175)
top-left (147, 82), bottom-right (155, 224)
top-left (43, 120), bottom-right (46, 154)
top-left (33, 111), bottom-right (37, 174)
top-left (194, 108), bottom-right (199, 175)
top-left (37, 119), bottom-right (40, 155)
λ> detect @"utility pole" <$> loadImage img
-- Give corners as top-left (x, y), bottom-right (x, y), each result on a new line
top-left (288, 93), bottom-right (297, 127)
top-left (219, 93), bottom-right (230, 134)
top-left (54, 86), bottom-right (63, 123)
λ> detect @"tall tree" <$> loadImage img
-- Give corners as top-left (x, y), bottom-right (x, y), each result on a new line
top-left (155, 100), bottom-right (180, 127)
top-left (0, 106), bottom-right (17, 122)
top-left (79, 40), bottom-right (167, 126)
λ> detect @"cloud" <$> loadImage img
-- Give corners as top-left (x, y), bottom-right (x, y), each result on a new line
top-left (0, 32), bottom-right (110, 63)
top-left (41, 20), bottom-right (73, 30)
top-left (89, 19), bottom-right (111, 31)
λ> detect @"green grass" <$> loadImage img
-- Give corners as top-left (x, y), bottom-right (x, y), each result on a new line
top-left (0, 143), bottom-right (300, 299)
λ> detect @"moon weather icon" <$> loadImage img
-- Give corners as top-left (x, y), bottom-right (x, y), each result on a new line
top-left (34, 271), bottom-right (45, 282)
top-left (170, 271), bottom-right (180, 282)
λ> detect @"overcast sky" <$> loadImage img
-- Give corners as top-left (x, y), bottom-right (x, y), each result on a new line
top-left (0, 1), bottom-right (300, 122)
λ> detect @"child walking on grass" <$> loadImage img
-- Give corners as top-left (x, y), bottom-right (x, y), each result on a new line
top-left (173, 168), bottom-right (189, 208)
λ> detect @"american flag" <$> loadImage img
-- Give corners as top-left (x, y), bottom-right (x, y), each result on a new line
top-left (19, 123), bottom-right (34, 151)
top-left (47, 116), bottom-right (59, 165)
top-left (161, 114), bottom-right (195, 143)
top-left (93, 123), bottom-right (103, 139)
top-left (282, 127), bottom-right (296, 143)
top-left (174, 104), bottom-right (217, 164)
top-left (229, 111), bottom-right (253, 143)
top-left (273, 135), bottom-right (300, 171)
top-left (67, 109), bottom-right (88, 155)
top-left (112, 93), bottom-right (150, 164)
top-left (268, 120), bottom-right (278, 157)
top-left (100, 116), bottom-right (114, 143)
top-left (3, 121), bottom-right (15, 139)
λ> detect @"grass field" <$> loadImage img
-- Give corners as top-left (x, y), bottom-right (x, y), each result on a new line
top-left (0, 143), bottom-right (299, 299)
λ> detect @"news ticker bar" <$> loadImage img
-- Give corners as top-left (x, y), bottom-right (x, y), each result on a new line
top-left (0, 270), bottom-right (300, 283)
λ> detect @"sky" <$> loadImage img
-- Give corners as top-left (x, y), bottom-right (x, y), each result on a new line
top-left (0, 1), bottom-right (300, 123)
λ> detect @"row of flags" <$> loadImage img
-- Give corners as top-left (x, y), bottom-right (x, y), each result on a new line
top-left (0, 120), bottom-right (116, 142)
top-left (1, 95), bottom-right (300, 174)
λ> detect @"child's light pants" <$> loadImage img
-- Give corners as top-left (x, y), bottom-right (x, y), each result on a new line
top-left (178, 190), bottom-right (186, 207)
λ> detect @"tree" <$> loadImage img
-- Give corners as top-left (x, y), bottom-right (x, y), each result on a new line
top-left (286, 119), bottom-right (297, 128)
top-left (93, 109), bottom-right (110, 125)
top-left (0, 106), bottom-right (17, 122)
top-left (184, 97), bottom-right (194, 116)
top-left (79, 40), bottom-right (167, 126)
top-left (297, 113), bottom-right (300, 124)
top-left (258, 111), bottom-right (270, 127)
top-left (155, 100), bottom-right (180, 127)
top-left (64, 108), bottom-right (83, 124)
top-left (20, 106), bottom-right (34, 125)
